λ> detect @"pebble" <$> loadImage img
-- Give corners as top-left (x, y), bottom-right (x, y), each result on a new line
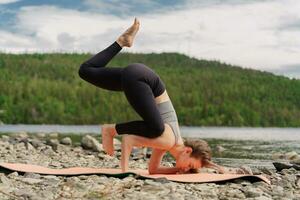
top-left (48, 132), bottom-right (59, 138)
top-left (0, 133), bottom-right (298, 199)
top-left (285, 151), bottom-right (299, 160)
top-left (60, 137), bottom-right (72, 145)
top-left (21, 177), bottom-right (43, 184)
top-left (81, 135), bottom-right (103, 152)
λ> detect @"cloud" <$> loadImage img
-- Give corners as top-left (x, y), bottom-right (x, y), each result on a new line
top-left (0, 0), bottom-right (300, 79)
top-left (0, 0), bottom-right (19, 4)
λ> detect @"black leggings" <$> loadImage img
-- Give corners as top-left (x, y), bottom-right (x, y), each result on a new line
top-left (78, 41), bottom-right (166, 138)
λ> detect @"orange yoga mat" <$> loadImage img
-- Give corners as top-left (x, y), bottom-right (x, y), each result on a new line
top-left (0, 162), bottom-right (270, 184)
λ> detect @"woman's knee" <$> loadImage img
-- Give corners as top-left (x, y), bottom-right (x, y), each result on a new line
top-left (78, 63), bottom-right (88, 79)
top-left (150, 122), bottom-right (165, 138)
top-left (122, 63), bottom-right (144, 81)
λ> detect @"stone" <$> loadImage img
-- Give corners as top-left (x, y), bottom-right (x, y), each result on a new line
top-left (225, 188), bottom-right (246, 198)
top-left (243, 187), bottom-right (263, 198)
top-left (215, 145), bottom-right (226, 154)
top-left (271, 152), bottom-right (285, 160)
top-left (253, 196), bottom-right (273, 200)
top-left (14, 188), bottom-right (35, 199)
top-left (271, 185), bottom-right (284, 196)
top-left (48, 132), bottom-right (59, 138)
top-left (24, 172), bottom-right (41, 179)
top-left (36, 132), bottom-right (46, 138)
top-left (46, 139), bottom-right (59, 151)
top-left (81, 135), bottom-right (103, 152)
top-left (12, 131), bottom-right (28, 139)
top-left (30, 139), bottom-right (44, 148)
top-left (260, 167), bottom-right (274, 175)
top-left (273, 162), bottom-right (292, 171)
top-left (285, 151), bottom-right (299, 160)
top-left (7, 172), bottom-right (18, 178)
top-left (290, 158), bottom-right (300, 165)
top-left (21, 177), bottom-right (43, 184)
top-left (0, 175), bottom-right (10, 185)
top-left (239, 165), bottom-right (253, 175)
top-left (26, 142), bottom-right (35, 151)
top-left (60, 137), bottom-right (72, 145)
top-left (1, 135), bottom-right (9, 142)
top-left (113, 138), bottom-right (122, 150)
top-left (43, 175), bottom-right (60, 181)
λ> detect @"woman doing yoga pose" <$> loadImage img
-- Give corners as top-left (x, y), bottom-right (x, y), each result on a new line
top-left (78, 18), bottom-right (250, 175)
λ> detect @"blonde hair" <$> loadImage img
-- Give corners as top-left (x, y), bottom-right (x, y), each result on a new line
top-left (184, 139), bottom-right (212, 173)
top-left (183, 138), bottom-right (225, 174)
top-left (183, 138), bottom-right (212, 167)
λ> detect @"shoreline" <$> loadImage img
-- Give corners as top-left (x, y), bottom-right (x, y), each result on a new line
top-left (0, 132), bottom-right (299, 199)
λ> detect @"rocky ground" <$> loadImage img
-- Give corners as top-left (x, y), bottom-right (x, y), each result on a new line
top-left (0, 132), bottom-right (299, 200)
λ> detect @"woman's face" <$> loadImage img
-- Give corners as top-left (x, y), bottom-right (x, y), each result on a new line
top-left (175, 148), bottom-right (202, 172)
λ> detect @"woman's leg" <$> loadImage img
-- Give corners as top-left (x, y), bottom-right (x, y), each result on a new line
top-left (78, 41), bottom-right (124, 91)
top-left (102, 63), bottom-right (166, 156)
top-left (115, 63), bottom-right (165, 138)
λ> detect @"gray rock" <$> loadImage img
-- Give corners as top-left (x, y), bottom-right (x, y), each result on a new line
top-left (36, 132), bottom-right (46, 138)
top-left (290, 158), bottom-right (300, 165)
top-left (21, 177), bottom-right (43, 184)
top-left (216, 145), bottom-right (226, 154)
top-left (272, 152), bottom-right (285, 160)
top-left (12, 131), bottom-right (28, 139)
top-left (1, 135), bottom-right (9, 142)
top-left (24, 172), bottom-right (41, 179)
top-left (43, 175), bottom-right (60, 181)
top-left (271, 185), bottom-right (284, 196)
top-left (285, 151), bottom-right (299, 160)
top-left (60, 137), bottom-right (72, 145)
top-left (46, 139), bottom-right (59, 151)
top-left (14, 188), bottom-right (35, 199)
top-left (0, 175), bottom-right (10, 185)
top-left (260, 167), bottom-right (274, 175)
top-left (48, 132), bottom-right (59, 138)
top-left (42, 175), bottom-right (61, 186)
top-left (30, 139), bottom-right (44, 148)
top-left (243, 187), bottom-right (263, 198)
top-left (253, 196), bottom-right (273, 200)
top-left (113, 138), bottom-right (122, 150)
top-left (26, 142), bottom-right (35, 151)
top-left (7, 172), bottom-right (18, 178)
top-left (225, 188), bottom-right (246, 198)
top-left (81, 135), bottom-right (103, 152)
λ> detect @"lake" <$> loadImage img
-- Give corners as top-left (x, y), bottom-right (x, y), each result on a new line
top-left (0, 124), bottom-right (299, 167)
top-left (0, 124), bottom-right (299, 141)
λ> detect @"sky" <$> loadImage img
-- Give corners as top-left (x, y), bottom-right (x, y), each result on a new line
top-left (0, 0), bottom-right (299, 79)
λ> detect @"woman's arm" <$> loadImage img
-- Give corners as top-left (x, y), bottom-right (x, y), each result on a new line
top-left (148, 148), bottom-right (180, 174)
top-left (119, 128), bottom-right (174, 173)
top-left (121, 135), bottom-right (133, 172)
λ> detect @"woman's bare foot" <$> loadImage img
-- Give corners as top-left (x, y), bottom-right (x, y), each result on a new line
top-left (101, 124), bottom-right (117, 156)
top-left (116, 17), bottom-right (140, 48)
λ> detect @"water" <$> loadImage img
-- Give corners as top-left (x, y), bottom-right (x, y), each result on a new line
top-left (0, 124), bottom-right (299, 141)
top-left (0, 124), bottom-right (299, 165)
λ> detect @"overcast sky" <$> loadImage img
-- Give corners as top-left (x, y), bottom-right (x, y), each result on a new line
top-left (0, 0), bottom-right (299, 79)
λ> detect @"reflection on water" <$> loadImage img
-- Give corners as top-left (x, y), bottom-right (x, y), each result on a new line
top-left (0, 125), bottom-right (299, 169)
top-left (0, 124), bottom-right (299, 140)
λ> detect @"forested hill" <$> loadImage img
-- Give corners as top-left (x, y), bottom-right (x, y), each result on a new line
top-left (0, 52), bottom-right (299, 126)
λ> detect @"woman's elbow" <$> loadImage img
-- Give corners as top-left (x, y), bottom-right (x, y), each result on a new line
top-left (148, 169), bottom-right (156, 175)
top-left (148, 167), bottom-right (158, 175)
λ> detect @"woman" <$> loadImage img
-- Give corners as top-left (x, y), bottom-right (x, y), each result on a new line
top-left (78, 18), bottom-right (249, 175)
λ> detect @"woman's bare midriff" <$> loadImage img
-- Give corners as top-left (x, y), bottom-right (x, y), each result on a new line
top-left (154, 89), bottom-right (170, 104)
top-left (154, 90), bottom-right (184, 148)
